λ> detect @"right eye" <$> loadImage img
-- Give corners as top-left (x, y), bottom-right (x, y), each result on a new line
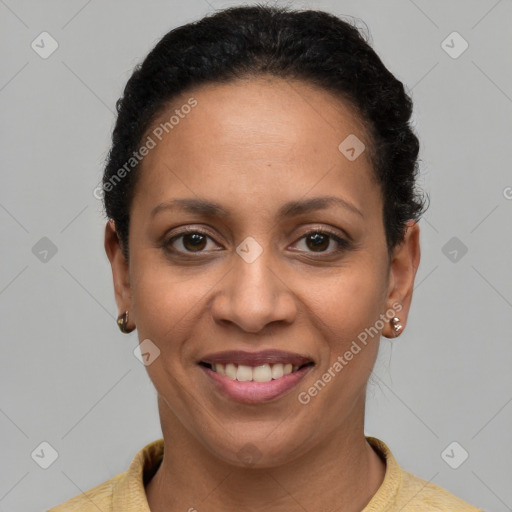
top-left (164, 228), bottom-right (223, 254)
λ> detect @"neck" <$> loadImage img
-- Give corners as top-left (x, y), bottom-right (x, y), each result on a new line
top-left (146, 396), bottom-right (385, 512)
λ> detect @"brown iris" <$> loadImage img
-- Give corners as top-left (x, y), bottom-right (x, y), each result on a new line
top-left (182, 233), bottom-right (207, 251)
top-left (306, 232), bottom-right (329, 252)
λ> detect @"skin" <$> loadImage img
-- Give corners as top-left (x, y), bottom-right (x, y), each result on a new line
top-left (105, 76), bottom-right (421, 512)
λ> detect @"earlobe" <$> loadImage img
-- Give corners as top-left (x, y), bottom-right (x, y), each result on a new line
top-left (104, 220), bottom-right (133, 321)
top-left (382, 220), bottom-right (421, 339)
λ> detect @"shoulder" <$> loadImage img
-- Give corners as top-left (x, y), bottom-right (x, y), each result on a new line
top-left (365, 437), bottom-right (483, 512)
top-left (395, 469), bottom-right (484, 511)
top-left (46, 473), bottom-right (122, 512)
top-left (46, 438), bottom-right (164, 512)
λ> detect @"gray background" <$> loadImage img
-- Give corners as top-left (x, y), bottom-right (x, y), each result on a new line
top-left (1, 0), bottom-right (511, 510)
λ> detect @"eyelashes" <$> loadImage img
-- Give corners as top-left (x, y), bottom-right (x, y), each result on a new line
top-left (163, 227), bottom-right (351, 257)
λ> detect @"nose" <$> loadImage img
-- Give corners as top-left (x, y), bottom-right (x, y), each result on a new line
top-left (210, 248), bottom-right (297, 333)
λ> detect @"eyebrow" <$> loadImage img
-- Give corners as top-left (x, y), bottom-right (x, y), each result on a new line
top-left (150, 195), bottom-right (364, 219)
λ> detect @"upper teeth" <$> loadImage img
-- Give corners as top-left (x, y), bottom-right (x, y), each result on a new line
top-left (213, 363), bottom-right (300, 382)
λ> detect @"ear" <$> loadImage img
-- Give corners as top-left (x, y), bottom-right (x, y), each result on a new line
top-left (382, 220), bottom-right (421, 338)
top-left (104, 220), bottom-right (133, 328)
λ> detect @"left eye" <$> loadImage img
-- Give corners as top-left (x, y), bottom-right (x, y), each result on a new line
top-left (291, 231), bottom-right (348, 253)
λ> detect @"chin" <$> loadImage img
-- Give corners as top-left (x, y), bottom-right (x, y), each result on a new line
top-left (196, 422), bottom-right (316, 469)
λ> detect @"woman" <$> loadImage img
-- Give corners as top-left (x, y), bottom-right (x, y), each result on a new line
top-left (49, 5), bottom-right (483, 511)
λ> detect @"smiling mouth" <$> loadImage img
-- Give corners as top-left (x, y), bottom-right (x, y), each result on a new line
top-left (199, 361), bottom-right (314, 382)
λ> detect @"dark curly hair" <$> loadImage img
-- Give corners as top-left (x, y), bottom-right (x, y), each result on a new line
top-left (102, 4), bottom-right (427, 261)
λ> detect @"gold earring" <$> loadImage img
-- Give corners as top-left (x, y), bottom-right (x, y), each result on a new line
top-left (390, 317), bottom-right (403, 337)
top-left (117, 311), bottom-right (135, 334)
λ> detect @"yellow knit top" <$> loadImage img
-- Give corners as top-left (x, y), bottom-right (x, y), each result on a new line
top-left (47, 437), bottom-right (483, 511)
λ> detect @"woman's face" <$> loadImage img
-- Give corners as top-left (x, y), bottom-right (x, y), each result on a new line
top-left (106, 76), bottom-right (419, 467)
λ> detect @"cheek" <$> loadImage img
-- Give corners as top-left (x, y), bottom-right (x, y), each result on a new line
top-left (308, 259), bottom-right (388, 368)
top-left (129, 256), bottom-right (209, 348)
top-left (129, 253), bottom-right (239, 376)
top-left (129, 264), bottom-right (207, 402)
top-left (316, 261), bottom-right (387, 326)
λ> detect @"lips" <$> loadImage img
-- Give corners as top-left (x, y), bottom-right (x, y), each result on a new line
top-left (199, 349), bottom-right (313, 367)
top-left (198, 350), bottom-right (314, 403)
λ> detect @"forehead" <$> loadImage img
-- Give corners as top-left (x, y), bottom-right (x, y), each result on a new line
top-left (132, 77), bottom-right (380, 221)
